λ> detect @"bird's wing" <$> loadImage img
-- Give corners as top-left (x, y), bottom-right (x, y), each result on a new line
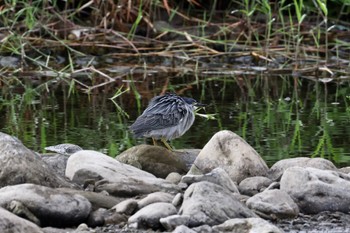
top-left (130, 96), bottom-right (187, 133)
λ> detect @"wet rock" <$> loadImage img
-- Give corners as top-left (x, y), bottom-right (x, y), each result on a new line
top-left (0, 132), bottom-right (74, 188)
top-left (246, 189), bottom-right (299, 219)
top-left (212, 218), bottom-right (283, 233)
top-left (173, 225), bottom-right (196, 233)
top-left (238, 176), bottom-right (274, 196)
top-left (113, 199), bottom-right (138, 215)
top-left (181, 167), bottom-right (239, 193)
top-left (179, 181), bottom-right (256, 227)
top-left (137, 192), bottom-right (175, 209)
top-left (0, 184), bottom-right (91, 227)
top-left (188, 130), bottom-right (269, 183)
top-left (280, 167), bottom-right (350, 214)
top-left (116, 145), bottom-right (188, 178)
top-left (160, 215), bottom-right (190, 231)
top-left (269, 157), bottom-right (337, 181)
top-left (0, 207), bottom-right (43, 233)
top-left (128, 202), bottom-right (177, 230)
top-left (166, 172), bottom-right (182, 184)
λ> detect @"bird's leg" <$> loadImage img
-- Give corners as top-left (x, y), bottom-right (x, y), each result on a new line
top-left (152, 138), bottom-right (158, 146)
top-left (161, 138), bottom-right (173, 151)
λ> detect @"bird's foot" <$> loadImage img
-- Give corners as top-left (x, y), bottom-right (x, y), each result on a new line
top-left (161, 138), bottom-right (173, 151)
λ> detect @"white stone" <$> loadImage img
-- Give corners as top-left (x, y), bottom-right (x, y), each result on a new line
top-left (188, 130), bottom-right (268, 183)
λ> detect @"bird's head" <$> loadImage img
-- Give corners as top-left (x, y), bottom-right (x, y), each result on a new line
top-left (182, 97), bottom-right (206, 109)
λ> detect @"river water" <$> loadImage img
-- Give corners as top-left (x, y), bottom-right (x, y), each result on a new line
top-left (1, 74), bottom-right (349, 167)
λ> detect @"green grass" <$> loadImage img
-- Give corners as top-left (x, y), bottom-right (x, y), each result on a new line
top-left (1, 0), bottom-right (350, 163)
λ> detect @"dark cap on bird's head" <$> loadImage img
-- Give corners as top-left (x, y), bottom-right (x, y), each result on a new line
top-left (181, 96), bottom-right (206, 107)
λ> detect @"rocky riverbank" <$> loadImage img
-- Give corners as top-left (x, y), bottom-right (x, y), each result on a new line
top-left (1, 130), bottom-right (350, 233)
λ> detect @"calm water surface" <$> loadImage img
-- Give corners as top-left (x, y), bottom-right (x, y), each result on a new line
top-left (1, 74), bottom-right (350, 167)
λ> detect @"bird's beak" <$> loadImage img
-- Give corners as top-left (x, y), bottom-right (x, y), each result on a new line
top-left (194, 102), bottom-right (206, 111)
top-left (194, 102), bottom-right (206, 107)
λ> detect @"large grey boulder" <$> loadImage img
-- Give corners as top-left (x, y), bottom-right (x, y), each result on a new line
top-left (246, 189), bottom-right (299, 219)
top-left (179, 181), bottom-right (256, 227)
top-left (116, 145), bottom-right (188, 178)
top-left (0, 207), bottom-right (43, 233)
top-left (66, 150), bottom-right (155, 183)
top-left (188, 130), bottom-right (269, 183)
top-left (66, 150), bottom-right (180, 196)
top-left (128, 202), bottom-right (177, 230)
top-left (269, 157), bottom-right (337, 180)
top-left (0, 184), bottom-right (91, 227)
top-left (0, 132), bottom-right (74, 188)
top-left (212, 218), bottom-right (283, 233)
top-left (280, 166), bottom-right (350, 214)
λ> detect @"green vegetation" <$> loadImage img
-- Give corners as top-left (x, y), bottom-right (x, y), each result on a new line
top-left (1, 0), bottom-right (350, 74)
top-left (1, 0), bottom-right (350, 164)
top-left (1, 74), bottom-right (350, 165)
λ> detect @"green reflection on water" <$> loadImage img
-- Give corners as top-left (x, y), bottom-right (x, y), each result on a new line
top-left (0, 74), bottom-right (350, 167)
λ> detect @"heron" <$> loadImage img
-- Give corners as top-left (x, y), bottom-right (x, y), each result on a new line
top-left (129, 93), bottom-right (205, 150)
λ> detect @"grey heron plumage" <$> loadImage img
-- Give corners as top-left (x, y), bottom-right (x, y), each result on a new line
top-left (129, 93), bottom-right (204, 149)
